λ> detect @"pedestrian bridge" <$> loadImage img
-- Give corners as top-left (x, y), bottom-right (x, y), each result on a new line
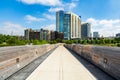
top-left (0, 44), bottom-right (119, 80)
top-left (26, 46), bottom-right (115, 80)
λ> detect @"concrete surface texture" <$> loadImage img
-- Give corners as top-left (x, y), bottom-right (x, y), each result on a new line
top-left (0, 44), bottom-right (57, 80)
top-left (65, 44), bottom-right (120, 80)
top-left (26, 46), bottom-right (115, 80)
top-left (5, 48), bottom-right (56, 80)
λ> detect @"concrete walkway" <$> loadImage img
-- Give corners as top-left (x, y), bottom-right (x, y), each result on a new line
top-left (26, 46), bottom-right (114, 80)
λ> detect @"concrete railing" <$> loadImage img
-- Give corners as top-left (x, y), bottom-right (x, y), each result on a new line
top-left (0, 44), bottom-right (58, 80)
top-left (65, 44), bottom-right (120, 80)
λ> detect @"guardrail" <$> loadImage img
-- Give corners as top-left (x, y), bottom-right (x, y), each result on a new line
top-left (65, 44), bottom-right (120, 80)
top-left (0, 44), bottom-right (58, 80)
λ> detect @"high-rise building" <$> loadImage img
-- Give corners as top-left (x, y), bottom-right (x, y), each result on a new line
top-left (93, 32), bottom-right (99, 38)
top-left (54, 31), bottom-right (64, 40)
top-left (24, 29), bottom-right (30, 40)
top-left (24, 29), bottom-right (40, 40)
top-left (24, 28), bottom-right (63, 41)
top-left (116, 33), bottom-right (120, 38)
top-left (46, 30), bottom-right (51, 41)
top-left (25, 28), bottom-right (48, 40)
top-left (56, 10), bottom-right (64, 32)
top-left (56, 10), bottom-right (81, 40)
top-left (81, 23), bottom-right (91, 39)
top-left (40, 29), bottom-right (51, 40)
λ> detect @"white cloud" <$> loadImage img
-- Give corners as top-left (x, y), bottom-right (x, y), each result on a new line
top-left (0, 22), bottom-right (25, 35)
top-left (66, 2), bottom-right (76, 11)
top-left (17, 0), bottom-right (61, 6)
top-left (18, 0), bottom-right (77, 12)
top-left (41, 24), bottom-right (55, 31)
top-left (48, 2), bottom-right (76, 12)
top-left (25, 15), bottom-right (45, 23)
top-left (86, 18), bottom-right (120, 37)
top-left (48, 7), bottom-right (64, 12)
top-left (86, 18), bottom-right (99, 26)
top-left (43, 13), bottom-right (55, 20)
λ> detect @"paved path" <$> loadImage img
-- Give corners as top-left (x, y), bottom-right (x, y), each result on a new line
top-left (26, 46), bottom-right (115, 80)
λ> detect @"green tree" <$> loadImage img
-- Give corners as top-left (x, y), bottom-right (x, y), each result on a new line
top-left (33, 40), bottom-right (40, 45)
top-left (114, 38), bottom-right (120, 43)
top-left (117, 43), bottom-right (120, 47)
top-left (100, 39), bottom-right (105, 44)
top-left (105, 39), bottom-right (111, 44)
top-left (91, 40), bottom-right (96, 44)
top-left (56, 38), bottom-right (62, 43)
top-left (65, 40), bottom-right (73, 44)
top-left (87, 39), bottom-right (92, 44)
top-left (15, 40), bottom-right (26, 45)
top-left (49, 40), bottom-right (57, 44)
top-left (6, 37), bottom-right (16, 45)
top-left (94, 39), bottom-right (100, 44)
top-left (78, 40), bottom-right (82, 44)
top-left (40, 40), bottom-right (48, 44)
top-left (82, 40), bottom-right (87, 44)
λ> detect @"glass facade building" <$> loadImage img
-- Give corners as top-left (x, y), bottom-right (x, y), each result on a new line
top-left (64, 14), bottom-right (70, 40)
top-left (116, 33), bottom-right (120, 38)
top-left (56, 10), bottom-right (64, 32)
top-left (93, 32), bottom-right (99, 38)
top-left (56, 10), bottom-right (81, 40)
top-left (81, 23), bottom-right (91, 39)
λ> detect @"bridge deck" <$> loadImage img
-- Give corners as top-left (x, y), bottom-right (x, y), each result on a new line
top-left (26, 46), bottom-right (115, 80)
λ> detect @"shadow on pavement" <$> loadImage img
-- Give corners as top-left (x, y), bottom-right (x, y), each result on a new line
top-left (65, 47), bottom-right (116, 80)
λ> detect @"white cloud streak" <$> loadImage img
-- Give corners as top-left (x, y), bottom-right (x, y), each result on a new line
top-left (41, 24), bottom-right (55, 31)
top-left (48, 2), bottom-right (77, 12)
top-left (17, 0), bottom-right (78, 13)
top-left (25, 15), bottom-right (45, 23)
top-left (43, 14), bottom-right (55, 20)
top-left (48, 7), bottom-right (64, 12)
top-left (0, 22), bottom-right (25, 35)
top-left (86, 18), bottom-right (120, 37)
top-left (66, 2), bottom-right (76, 11)
top-left (17, 0), bottom-right (61, 6)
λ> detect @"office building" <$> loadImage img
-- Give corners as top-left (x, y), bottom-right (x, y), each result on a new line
top-left (116, 33), bottom-right (120, 38)
top-left (40, 29), bottom-right (51, 40)
top-left (24, 28), bottom-right (63, 41)
top-left (54, 31), bottom-right (64, 40)
top-left (93, 32), bottom-right (99, 38)
top-left (50, 31), bottom-right (55, 40)
top-left (81, 23), bottom-right (91, 39)
top-left (24, 29), bottom-right (40, 40)
top-left (46, 30), bottom-right (51, 41)
top-left (56, 10), bottom-right (64, 32)
top-left (24, 29), bottom-right (30, 40)
top-left (56, 10), bottom-right (81, 40)
top-left (25, 28), bottom-right (49, 41)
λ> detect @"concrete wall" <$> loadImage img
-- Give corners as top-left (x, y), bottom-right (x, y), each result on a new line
top-left (0, 44), bottom-right (58, 80)
top-left (65, 44), bottom-right (120, 80)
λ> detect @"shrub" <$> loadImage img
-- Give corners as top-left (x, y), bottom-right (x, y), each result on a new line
top-left (65, 40), bottom-right (73, 44)
top-left (117, 43), bottom-right (120, 47)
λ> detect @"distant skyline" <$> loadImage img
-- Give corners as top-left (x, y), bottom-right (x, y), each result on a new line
top-left (0, 0), bottom-right (120, 37)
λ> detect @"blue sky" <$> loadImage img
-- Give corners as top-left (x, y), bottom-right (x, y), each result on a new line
top-left (0, 0), bottom-right (120, 37)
